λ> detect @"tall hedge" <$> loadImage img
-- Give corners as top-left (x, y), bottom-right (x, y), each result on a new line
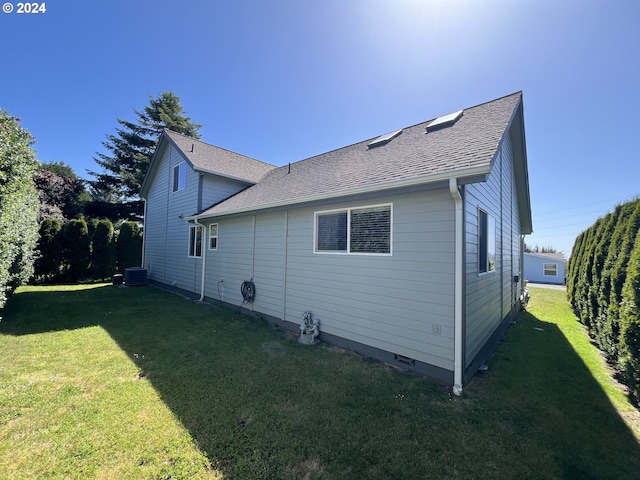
top-left (567, 198), bottom-right (640, 403)
top-left (63, 219), bottom-right (90, 282)
top-left (0, 110), bottom-right (40, 309)
top-left (619, 231), bottom-right (640, 402)
top-left (90, 219), bottom-right (116, 281)
top-left (116, 221), bottom-right (142, 271)
top-left (34, 217), bottom-right (62, 282)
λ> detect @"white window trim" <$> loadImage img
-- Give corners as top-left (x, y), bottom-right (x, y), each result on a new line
top-left (173, 162), bottom-right (186, 193)
top-left (478, 207), bottom-right (496, 275)
top-left (188, 225), bottom-right (203, 258)
top-left (543, 263), bottom-right (558, 277)
top-left (209, 223), bottom-right (218, 251)
top-left (313, 203), bottom-right (393, 256)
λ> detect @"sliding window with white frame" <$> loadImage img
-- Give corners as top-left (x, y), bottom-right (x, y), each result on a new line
top-left (314, 204), bottom-right (392, 255)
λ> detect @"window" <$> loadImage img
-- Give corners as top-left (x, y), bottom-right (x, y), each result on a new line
top-left (209, 223), bottom-right (218, 250)
top-left (188, 225), bottom-right (203, 257)
top-left (544, 263), bottom-right (558, 276)
top-left (315, 204), bottom-right (391, 255)
top-left (478, 208), bottom-right (496, 273)
top-left (173, 162), bottom-right (186, 192)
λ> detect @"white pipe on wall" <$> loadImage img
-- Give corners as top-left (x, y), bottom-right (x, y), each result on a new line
top-left (194, 218), bottom-right (207, 302)
top-left (449, 178), bottom-right (464, 396)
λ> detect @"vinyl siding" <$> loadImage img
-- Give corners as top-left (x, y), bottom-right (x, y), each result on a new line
top-left (464, 134), bottom-right (522, 365)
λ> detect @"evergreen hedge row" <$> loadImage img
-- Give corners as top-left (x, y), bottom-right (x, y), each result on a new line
top-left (566, 198), bottom-right (640, 403)
top-left (33, 219), bottom-right (142, 283)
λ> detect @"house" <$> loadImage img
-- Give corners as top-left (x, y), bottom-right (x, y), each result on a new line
top-left (140, 92), bottom-right (532, 395)
top-left (524, 252), bottom-right (566, 285)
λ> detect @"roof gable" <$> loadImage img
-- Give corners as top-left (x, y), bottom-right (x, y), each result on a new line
top-left (140, 130), bottom-right (276, 198)
top-left (194, 92), bottom-right (528, 219)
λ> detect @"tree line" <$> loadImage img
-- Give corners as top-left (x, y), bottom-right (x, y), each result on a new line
top-left (0, 92), bottom-right (202, 310)
top-left (566, 198), bottom-right (640, 404)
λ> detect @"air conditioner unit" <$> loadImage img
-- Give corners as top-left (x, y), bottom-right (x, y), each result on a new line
top-left (124, 267), bottom-right (147, 286)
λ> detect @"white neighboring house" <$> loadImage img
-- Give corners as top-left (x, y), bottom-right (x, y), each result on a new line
top-left (524, 252), bottom-right (566, 285)
top-left (140, 92), bottom-right (533, 394)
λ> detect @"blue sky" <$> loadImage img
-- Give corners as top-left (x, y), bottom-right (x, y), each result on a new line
top-left (2, 0), bottom-right (638, 255)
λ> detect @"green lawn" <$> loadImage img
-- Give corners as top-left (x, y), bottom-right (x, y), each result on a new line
top-left (0, 284), bottom-right (638, 479)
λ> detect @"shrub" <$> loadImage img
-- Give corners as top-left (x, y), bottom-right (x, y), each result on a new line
top-left (116, 221), bottom-right (142, 271)
top-left (63, 219), bottom-right (90, 282)
top-left (0, 110), bottom-right (40, 309)
top-left (90, 219), bottom-right (116, 281)
top-left (34, 218), bottom-right (62, 282)
top-left (619, 231), bottom-right (640, 403)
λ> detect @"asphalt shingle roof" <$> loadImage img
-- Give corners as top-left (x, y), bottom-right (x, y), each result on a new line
top-left (163, 129), bottom-right (275, 184)
top-left (191, 92), bottom-right (523, 218)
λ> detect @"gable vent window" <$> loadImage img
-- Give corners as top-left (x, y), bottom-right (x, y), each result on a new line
top-left (315, 204), bottom-right (392, 255)
top-left (426, 109), bottom-right (463, 132)
top-left (173, 162), bottom-right (186, 192)
top-left (367, 129), bottom-right (402, 148)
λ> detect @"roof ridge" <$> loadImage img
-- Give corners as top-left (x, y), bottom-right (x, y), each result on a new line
top-left (163, 129), bottom-right (276, 168)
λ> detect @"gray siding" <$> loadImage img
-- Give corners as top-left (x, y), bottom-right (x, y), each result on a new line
top-left (464, 134), bottom-right (522, 365)
top-left (201, 189), bottom-right (456, 371)
top-left (143, 145), bottom-right (251, 294)
top-left (200, 175), bottom-right (248, 211)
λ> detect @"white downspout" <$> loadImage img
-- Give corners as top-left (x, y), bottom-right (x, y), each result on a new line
top-left (449, 178), bottom-right (464, 396)
top-left (141, 200), bottom-right (147, 268)
top-left (194, 219), bottom-right (206, 302)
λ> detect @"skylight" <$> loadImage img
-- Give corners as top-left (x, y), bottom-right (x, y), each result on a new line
top-left (367, 129), bottom-right (402, 148)
top-left (427, 109), bottom-right (463, 132)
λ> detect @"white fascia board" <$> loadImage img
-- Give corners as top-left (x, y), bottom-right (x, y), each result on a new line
top-left (186, 164), bottom-right (491, 221)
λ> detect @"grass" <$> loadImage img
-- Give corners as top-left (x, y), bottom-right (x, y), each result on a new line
top-left (0, 284), bottom-right (638, 479)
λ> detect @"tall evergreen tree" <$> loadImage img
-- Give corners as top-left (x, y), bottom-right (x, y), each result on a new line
top-left (89, 92), bottom-right (202, 200)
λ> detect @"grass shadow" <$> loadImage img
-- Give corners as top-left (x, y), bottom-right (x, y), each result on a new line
top-left (468, 304), bottom-right (640, 479)
top-left (3, 284), bottom-right (640, 479)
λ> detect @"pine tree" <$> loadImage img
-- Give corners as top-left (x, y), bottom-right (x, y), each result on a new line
top-left (89, 92), bottom-right (202, 200)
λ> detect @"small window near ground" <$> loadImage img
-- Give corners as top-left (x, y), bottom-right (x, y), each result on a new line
top-left (173, 162), bottom-right (186, 192)
top-left (188, 225), bottom-right (203, 257)
top-left (479, 208), bottom-right (496, 274)
top-left (315, 204), bottom-right (392, 255)
top-left (544, 263), bottom-right (557, 276)
top-left (209, 223), bottom-right (218, 250)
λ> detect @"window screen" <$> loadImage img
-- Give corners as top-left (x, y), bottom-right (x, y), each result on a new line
top-left (315, 204), bottom-right (391, 254)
